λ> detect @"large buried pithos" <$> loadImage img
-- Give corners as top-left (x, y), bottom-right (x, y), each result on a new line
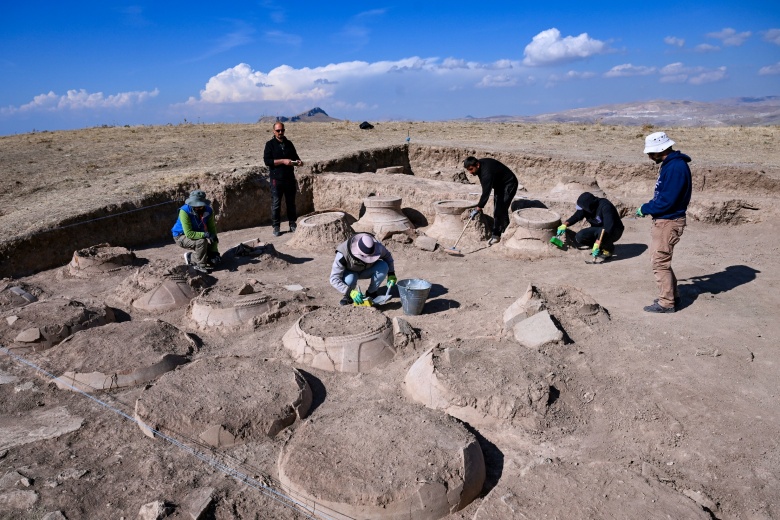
top-left (135, 356), bottom-right (312, 447)
top-left (277, 400), bottom-right (485, 520)
top-left (282, 306), bottom-right (394, 372)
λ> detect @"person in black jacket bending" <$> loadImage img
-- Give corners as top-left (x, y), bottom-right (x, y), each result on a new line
top-left (463, 156), bottom-right (519, 246)
top-left (557, 192), bottom-right (624, 260)
top-left (263, 122), bottom-right (304, 237)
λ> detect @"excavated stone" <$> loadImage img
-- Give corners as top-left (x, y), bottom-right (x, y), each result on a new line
top-left (135, 357), bottom-right (312, 447)
top-left (405, 339), bottom-right (558, 428)
top-left (43, 320), bottom-right (196, 393)
top-left (414, 235), bottom-right (438, 251)
top-left (183, 487), bottom-right (215, 520)
top-left (424, 200), bottom-right (474, 244)
top-left (392, 316), bottom-right (419, 349)
top-left (138, 500), bottom-right (173, 520)
top-left (0, 490), bottom-right (39, 510)
top-left (503, 284), bottom-right (545, 330)
top-left (474, 461), bottom-right (708, 520)
top-left (133, 278), bottom-right (196, 312)
top-left (1, 298), bottom-right (115, 354)
top-left (376, 166), bottom-right (405, 174)
top-left (277, 400), bottom-right (485, 520)
top-left (0, 406), bottom-right (83, 452)
top-left (512, 310), bottom-right (564, 348)
top-left (0, 284), bottom-right (40, 310)
top-left (282, 306), bottom-right (395, 373)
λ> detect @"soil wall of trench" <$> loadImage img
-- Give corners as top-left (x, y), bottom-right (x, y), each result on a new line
top-left (2, 144), bottom-right (777, 278)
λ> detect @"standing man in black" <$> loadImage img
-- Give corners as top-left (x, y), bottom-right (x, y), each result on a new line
top-left (464, 156), bottom-right (519, 245)
top-left (263, 122), bottom-right (303, 236)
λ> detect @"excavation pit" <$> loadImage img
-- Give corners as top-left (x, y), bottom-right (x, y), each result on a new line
top-left (285, 211), bottom-right (354, 252)
top-left (282, 306), bottom-right (395, 373)
top-left (404, 338), bottom-right (560, 428)
top-left (352, 196), bottom-right (414, 238)
top-left (67, 243), bottom-right (136, 278)
top-left (2, 298), bottom-right (115, 354)
top-left (39, 319), bottom-right (196, 393)
top-left (135, 357), bottom-right (312, 447)
top-left (277, 400), bottom-right (485, 520)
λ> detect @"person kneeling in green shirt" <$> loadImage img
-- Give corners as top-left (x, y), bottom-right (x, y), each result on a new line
top-left (171, 189), bottom-right (220, 273)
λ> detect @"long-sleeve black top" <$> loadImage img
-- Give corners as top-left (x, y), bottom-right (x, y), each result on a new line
top-left (475, 158), bottom-right (519, 209)
top-left (263, 137), bottom-right (301, 180)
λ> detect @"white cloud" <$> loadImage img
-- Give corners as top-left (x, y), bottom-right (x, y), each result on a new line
top-left (604, 64), bottom-right (657, 78)
top-left (664, 36), bottom-right (685, 47)
top-left (523, 28), bottom-right (609, 66)
top-left (706, 28), bottom-right (751, 46)
top-left (695, 43), bottom-right (720, 53)
top-left (2, 88), bottom-right (159, 114)
top-left (759, 62), bottom-right (780, 75)
top-left (763, 29), bottom-right (780, 45)
top-left (659, 62), bottom-right (727, 84)
top-left (188, 57), bottom-right (526, 105)
top-left (476, 75), bottom-right (518, 88)
top-left (546, 70), bottom-right (596, 87)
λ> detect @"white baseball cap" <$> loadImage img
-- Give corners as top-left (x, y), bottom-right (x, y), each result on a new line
top-left (644, 132), bottom-right (675, 154)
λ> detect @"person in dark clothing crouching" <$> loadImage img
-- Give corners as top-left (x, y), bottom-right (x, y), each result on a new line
top-left (556, 192), bottom-right (624, 260)
top-left (463, 156), bottom-right (519, 246)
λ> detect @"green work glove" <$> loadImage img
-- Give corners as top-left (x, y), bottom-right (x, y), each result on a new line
top-left (387, 273), bottom-right (397, 287)
top-left (556, 224), bottom-right (567, 236)
top-left (636, 207), bottom-right (645, 218)
top-left (591, 243), bottom-right (601, 257)
top-left (349, 289), bottom-right (364, 305)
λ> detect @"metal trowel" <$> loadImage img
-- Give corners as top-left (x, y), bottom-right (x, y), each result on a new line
top-left (372, 282), bottom-right (395, 305)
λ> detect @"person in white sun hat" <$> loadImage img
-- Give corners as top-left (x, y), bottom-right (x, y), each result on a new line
top-left (329, 233), bottom-right (397, 306)
top-left (636, 131), bottom-right (692, 313)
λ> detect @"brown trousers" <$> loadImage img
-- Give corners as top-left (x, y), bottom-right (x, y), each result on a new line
top-left (650, 217), bottom-right (686, 308)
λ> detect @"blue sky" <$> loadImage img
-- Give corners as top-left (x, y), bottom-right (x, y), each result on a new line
top-left (1, 1), bottom-right (778, 135)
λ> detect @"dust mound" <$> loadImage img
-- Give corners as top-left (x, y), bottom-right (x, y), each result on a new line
top-left (135, 357), bottom-right (312, 447)
top-left (2, 298), bottom-right (115, 353)
top-left (278, 400), bottom-right (485, 520)
top-left (474, 460), bottom-right (709, 519)
top-left (283, 306), bottom-right (395, 372)
top-left (405, 339), bottom-right (559, 428)
top-left (112, 264), bottom-right (209, 312)
top-left (41, 320), bottom-right (196, 392)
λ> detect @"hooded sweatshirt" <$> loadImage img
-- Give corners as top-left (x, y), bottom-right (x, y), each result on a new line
top-left (565, 192), bottom-right (624, 239)
top-left (640, 150), bottom-right (692, 220)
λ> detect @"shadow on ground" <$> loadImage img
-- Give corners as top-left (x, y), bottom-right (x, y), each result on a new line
top-left (678, 264), bottom-right (760, 309)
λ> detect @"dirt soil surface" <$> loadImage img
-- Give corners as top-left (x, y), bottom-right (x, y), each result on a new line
top-left (0, 122), bottom-right (779, 519)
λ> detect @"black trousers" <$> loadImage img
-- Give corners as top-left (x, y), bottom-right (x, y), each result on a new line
top-left (271, 176), bottom-right (297, 228)
top-left (574, 226), bottom-right (623, 252)
top-left (493, 181), bottom-right (518, 236)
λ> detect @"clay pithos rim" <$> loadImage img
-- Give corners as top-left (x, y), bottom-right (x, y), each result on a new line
top-left (299, 211), bottom-right (346, 227)
top-left (433, 199), bottom-right (472, 214)
top-left (513, 208), bottom-right (561, 229)
top-left (298, 308), bottom-right (390, 340)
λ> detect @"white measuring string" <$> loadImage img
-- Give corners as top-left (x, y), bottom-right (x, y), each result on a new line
top-left (0, 346), bottom-right (352, 520)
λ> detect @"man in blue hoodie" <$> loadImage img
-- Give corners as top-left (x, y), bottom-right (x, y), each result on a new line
top-left (636, 132), bottom-right (692, 313)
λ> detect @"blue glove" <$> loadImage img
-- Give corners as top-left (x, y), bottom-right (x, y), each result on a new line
top-left (636, 207), bottom-right (645, 218)
top-left (349, 290), bottom-right (364, 304)
top-left (556, 224), bottom-right (567, 236)
top-left (469, 208), bottom-right (480, 220)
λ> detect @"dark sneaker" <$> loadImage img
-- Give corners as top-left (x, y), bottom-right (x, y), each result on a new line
top-left (643, 302), bottom-right (675, 313)
top-left (273, 226), bottom-right (281, 237)
top-left (289, 223), bottom-right (297, 233)
top-left (488, 235), bottom-right (500, 246)
top-left (191, 264), bottom-right (211, 274)
top-left (183, 252), bottom-right (192, 265)
top-left (339, 296), bottom-right (351, 306)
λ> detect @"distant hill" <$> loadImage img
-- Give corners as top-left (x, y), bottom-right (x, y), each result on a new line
top-left (258, 107), bottom-right (340, 124)
top-left (461, 97), bottom-right (780, 127)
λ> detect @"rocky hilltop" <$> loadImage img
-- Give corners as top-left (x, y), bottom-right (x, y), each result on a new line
top-left (258, 107), bottom-right (340, 124)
